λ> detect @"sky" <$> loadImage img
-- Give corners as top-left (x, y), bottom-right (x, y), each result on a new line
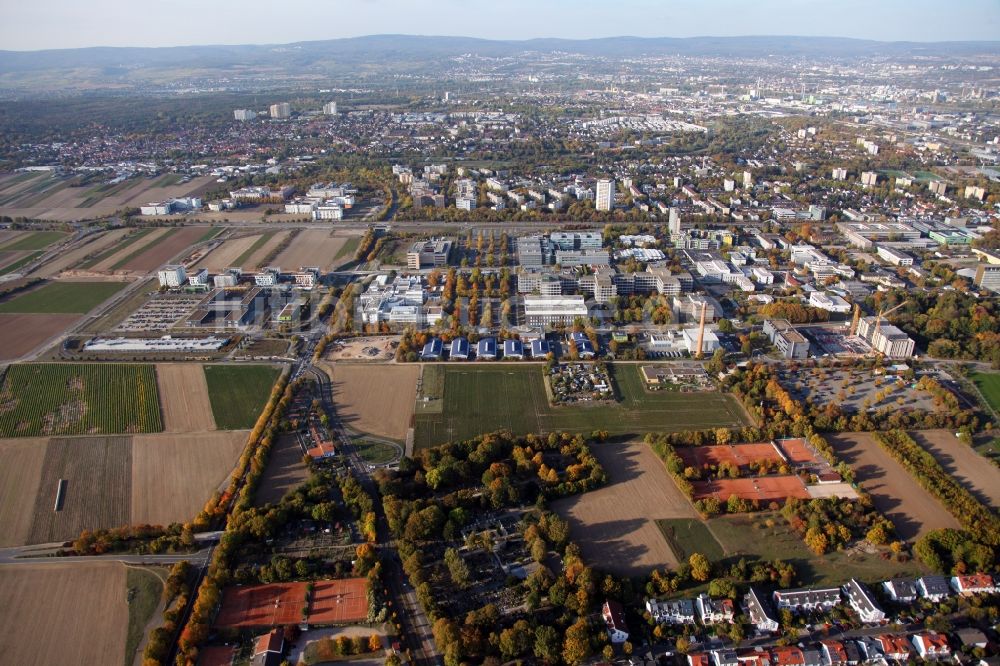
top-left (1, 0), bottom-right (999, 51)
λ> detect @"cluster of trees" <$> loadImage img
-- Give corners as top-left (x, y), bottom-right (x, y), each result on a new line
top-left (338, 473), bottom-right (377, 541)
top-left (782, 496), bottom-right (899, 556)
top-left (914, 528), bottom-right (996, 574)
top-left (309, 634), bottom-right (383, 661)
top-left (874, 431), bottom-right (1000, 548)
top-left (141, 561), bottom-right (194, 666)
top-left (759, 300), bottom-right (830, 324)
top-left (71, 523), bottom-right (194, 556)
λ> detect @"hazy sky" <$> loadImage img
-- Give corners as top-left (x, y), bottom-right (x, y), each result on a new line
top-left (2, 0), bottom-right (999, 50)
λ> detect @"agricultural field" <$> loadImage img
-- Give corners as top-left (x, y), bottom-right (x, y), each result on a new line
top-left (156, 363), bottom-right (217, 432)
top-left (203, 364), bottom-right (282, 430)
top-left (0, 438), bottom-right (48, 547)
top-left (550, 441), bottom-right (698, 576)
top-left (413, 364), bottom-right (749, 450)
top-left (971, 371), bottom-right (1000, 414)
top-left (0, 230), bottom-right (67, 251)
top-left (0, 313), bottom-right (81, 361)
top-left (234, 229), bottom-right (292, 268)
top-left (27, 436), bottom-right (132, 544)
top-left (908, 430), bottom-right (1000, 509)
top-left (108, 226), bottom-right (212, 272)
top-left (0, 363), bottom-right (162, 437)
top-left (254, 433), bottom-right (309, 506)
top-left (28, 228), bottom-right (132, 277)
top-left (0, 280), bottom-right (125, 314)
top-left (79, 228), bottom-right (159, 270)
top-left (827, 432), bottom-right (960, 540)
top-left (130, 431), bottom-right (248, 525)
top-left (0, 562), bottom-right (130, 666)
top-left (272, 229), bottom-right (348, 270)
top-left (200, 233), bottom-right (263, 271)
top-left (705, 512), bottom-right (928, 586)
top-left (125, 567), bottom-right (166, 666)
top-left (325, 362), bottom-right (419, 441)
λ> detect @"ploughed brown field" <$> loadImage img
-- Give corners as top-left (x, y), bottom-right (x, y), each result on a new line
top-left (908, 429), bottom-right (1000, 510)
top-left (114, 226), bottom-right (210, 272)
top-left (551, 441), bottom-right (698, 576)
top-left (156, 363), bottom-right (217, 432)
top-left (0, 562), bottom-right (129, 666)
top-left (0, 313), bottom-right (81, 360)
top-left (200, 234), bottom-right (261, 271)
top-left (130, 431), bottom-right (248, 526)
top-left (324, 362), bottom-right (419, 441)
top-left (0, 438), bottom-right (48, 547)
top-left (827, 432), bottom-right (960, 540)
top-left (273, 229), bottom-right (348, 270)
top-left (254, 433), bottom-right (309, 506)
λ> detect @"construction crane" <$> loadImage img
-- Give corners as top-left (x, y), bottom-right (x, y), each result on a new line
top-left (695, 302), bottom-right (707, 360)
top-left (874, 300), bottom-right (909, 334)
top-left (849, 303), bottom-right (862, 336)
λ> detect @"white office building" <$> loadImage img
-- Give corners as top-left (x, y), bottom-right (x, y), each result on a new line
top-left (524, 295), bottom-right (588, 326)
top-left (323, 101), bottom-right (338, 115)
top-left (596, 178), bottom-right (615, 211)
top-left (233, 109), bottom-right (257, 121)
top-left (157, 265), bottom-right (187, 288)
top-left (269, 102), bottom-right (291, 119)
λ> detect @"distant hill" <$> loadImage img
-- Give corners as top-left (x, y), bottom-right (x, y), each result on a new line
top-left (0, 34), bottom-right (997, 95)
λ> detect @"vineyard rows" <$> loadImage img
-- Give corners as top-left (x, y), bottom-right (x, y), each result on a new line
top-left (0, 363), bottom-right (163, 437)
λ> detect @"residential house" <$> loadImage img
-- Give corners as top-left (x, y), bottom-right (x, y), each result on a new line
top-left (801, 647), bottom-right (823, 666)
top-left (820, 640), bottom-right (858, 666)
top-left (772, 587), bottom-right (841, 613)
top-left (771, 646), bottom-right (805, 666)
top-left (602, 600), bottom-right (629, 643)
top-left (697, 593), bottom-right (735, 624)
top-left (689, 653), bottom-right (712, 666)
top-left (912, 633), bottom-right (951, 661)
top-left (713, 648), bottom-right (739, 666)
top-left (743, 587), bottom-right (779, 633)
top-left (252, 628), bottom-right (284, 666)
top-left (917, 575), bottom-right (952, 602)
top-left (951, 574), bottom-right (998, 596)
top-left (843, 579), bottom-right (885, 624)
top-left (736, 648), bottom-right (772, 666)
top-left (876, 634), bottom-right (912, 661)
top-left (882, 579), bottom-right (918, 604)
top-left (646, 598), bottom-right (696, 625)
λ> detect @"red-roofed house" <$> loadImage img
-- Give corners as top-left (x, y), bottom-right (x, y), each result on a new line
top-left (252, 628), bottom-right (284, 666)
top-left (820, 640), bottom-right (857, 666)
top-left (602, 600), bottom-right (629, 643)
top-left (771, 646), bottom-right (805, 666)
top-left (876, 634), bottom-right (912, 661)
top-left (912, 633), bottom-right (951, 660)
top-left (689, 653), bottom-right (712, 666)
top-left (950, 574), bottom-right (998, 596)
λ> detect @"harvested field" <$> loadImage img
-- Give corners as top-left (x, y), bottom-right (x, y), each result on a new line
top-left (29, 228), bottom-right (132, 277)
top-left (690, 476), bottom-right (810, 503)
top-left (27, 436), bottom-right (132, 544)
top-left (111, 226), bottom-right (211, 272)
top-left (325, 363), bottom-right (419, 441)
top-left (0, 230), bottom-right (67, 251)
top-left (90, 228), bottom-right (171, 271)
top-left (156, 363), bottom-right (217, 432)
top-left (242, 229), bottom-right (293, 269)
top-left (200, 234), bottom-right (262, 271)
top-left (272, 229), bottom-right (348, 270)
top-left (130, 430), bottom-right (248, 526)
top-left (828, 432), bottom-right (960, 540)
top-left (255, 433), bottom-right (309, 506)
top-left (0, 438), bottom-right (48, 547)
top-left (551, 441), bottom-right (697, 576)
top-left (0, 313), bottom-right (81, 361)
top-left (676, 442), bottom-right (784, 469)
top-left (908, 429), bottom-right (1000, 510)
top-left (323, 335), bottom-right (399, 362)
top-left (0, 562), bottom-right (129, 666)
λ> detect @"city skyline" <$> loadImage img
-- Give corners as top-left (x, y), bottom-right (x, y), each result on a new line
top-left (2, 0), bottom-right (999, 51)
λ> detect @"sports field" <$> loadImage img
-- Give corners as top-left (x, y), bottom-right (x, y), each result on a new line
top-left (0, 363), bottom-right (162, 437)
top-left (971, 372), bottom-right (1000, 414)
top-left (690, 476), bottom-right (811, 502)
top-left (0, 280), bottom-right (125, 314)
top-left (412, 364), bottom-right (749, 449)
top-left (215, 578), bottom-right (368, 628)
top-left (203, 364), bottom-right (281, 430)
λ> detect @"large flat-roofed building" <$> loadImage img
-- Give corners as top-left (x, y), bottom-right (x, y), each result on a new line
top-left (517, 235), bottom-right (548, 267)
top-left (157, 265), bottom-right (187, 288)
top-left (763, 319), bottom-right (809, 359)
top-left (555, 249), bottom-right (610, 267)
top-left (186, 287), bottom-right (263, 329)
top-left (809, 291), bottom-right (851, 314)
top-left (682, 327), bottom-right (720, 355)
top-left (974, 264), bottom-right (1000, 294)
top-left (857, 316), bottom-right (916, 359)
top-left (673, 294), bottom-right (718, 323)
top-left (524, 295), bottom-right (587, 326)
top-left (406, 239), bottom-right (452, 269)
top-left (876, 246), bottom-right (913, 267)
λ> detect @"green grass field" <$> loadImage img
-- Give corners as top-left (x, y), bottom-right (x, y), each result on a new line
top-left (0, 251), bottom-right (43, 275)
top-left (334, 236), bottom-right (361, 261)
top-left (657, 518), bottom-right (725, 562)
top-left (706, 512), bottom-right (927, 586)
top-left (203, 364), bottom-right (281, 430)
top-left (352, 439), bottom-right (399, 464)
top-left (412, 364), bottom-right (750, 449)
top-left (0, 363), bottom-right (162, 437)
top-left (79, 229), bottom-right (156, 269)
top-left (124, 567), bottom-right (164, 666)
top-left (0, 281), bottom-right (125, 314)
top-left (0, 231), bottom-right (66, 252)
top-left (971, 372), bottom-right (1000, 414)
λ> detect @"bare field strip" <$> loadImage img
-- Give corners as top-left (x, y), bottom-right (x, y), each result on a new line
top-left (0, 313), bottom-right (81, 361)
top-left (0, 562), bottom-right (128, 666)
top-left (91, 228), bottom-right (172, 271)
top-left (909, 429), bottom-right (1000, 509)
top-left (156, 363), bottom-right (217, 432)
top-left (273, 229), bottom-right (347, 270)
top-left (116, 226), bottom-right (210, 271)
top-left (27, 436), bottom-right (132, 544)
top-left (255, 433), bottom-right (309, 506)
top-left (0, 438), bottom-right (48, 547)
top-left (828, 432), bottom-right (960, 541)
top-left (200, 234), bottom-right (262, 271)
top-left (29, 228), bottom-right (132, 277)
top-left (551, 441), bottom-right (697, 576)
top-left (243, 229), bottom-right (293, 269)
top-left (325, 363), bottom-right (419, 441)
top-left (0, 230), bottom-right (25, 245)
top-left (130, 431), bottom-right (247, 526)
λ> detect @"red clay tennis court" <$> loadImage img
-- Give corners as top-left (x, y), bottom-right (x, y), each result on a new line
top-left (677, 443), bottom-right (784, 469)
top-left (774, 438), bottom-right (817, 464)
top-left (692, 475), bottom-right (810, 502)
top-left (215, 578), bottom-right (369, 628)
